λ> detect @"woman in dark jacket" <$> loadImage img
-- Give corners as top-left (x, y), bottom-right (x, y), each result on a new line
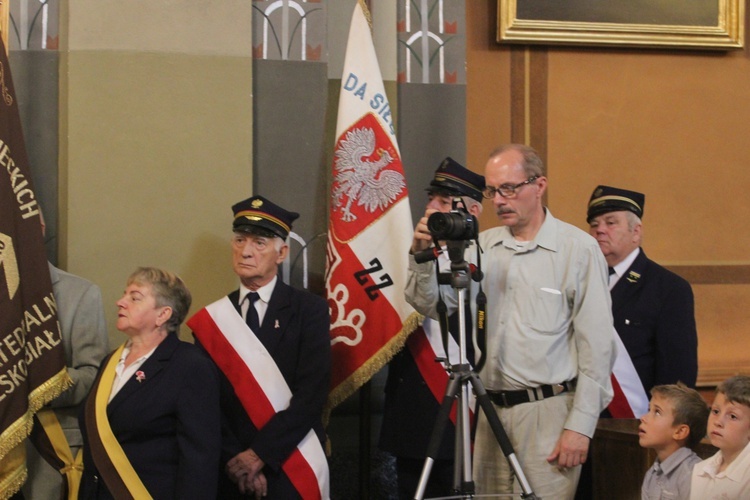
top-left (79, 267), bottom-right (220, 499)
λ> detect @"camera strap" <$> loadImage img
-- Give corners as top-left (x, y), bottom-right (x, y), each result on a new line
top-left (474, 241), bottom-right (487, 372)
top-left (433, 243), bottom-right (486, 369)
top-left (435, 270), bottom-right (451, 365)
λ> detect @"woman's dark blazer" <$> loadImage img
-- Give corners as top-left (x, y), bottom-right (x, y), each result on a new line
top-left (79, 333), bottom-right (221, 499)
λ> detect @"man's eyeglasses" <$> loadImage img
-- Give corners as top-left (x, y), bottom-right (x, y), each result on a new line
top-left (482, 175), bottom-right (539, 199)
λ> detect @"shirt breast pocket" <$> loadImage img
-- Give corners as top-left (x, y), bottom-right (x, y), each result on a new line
top-left (521, 286), bottom-right (570, 335)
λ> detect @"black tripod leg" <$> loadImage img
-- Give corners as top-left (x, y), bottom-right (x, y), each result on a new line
top-left (414, 372), bottom-right (462, 500)
top-left (469, 372), bottom-right (540, 500)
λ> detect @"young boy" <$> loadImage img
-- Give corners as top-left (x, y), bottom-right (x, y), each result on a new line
top-left (639, 383), bottom-right (709, 500)
top-left (690, 375), bottom-right (750, 499)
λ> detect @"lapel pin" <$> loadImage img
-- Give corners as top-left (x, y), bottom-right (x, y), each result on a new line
top-left (626, 270), bottom-right (641, 283)
top-left (274, 319), bottom-right (280, 329)
top-left (135, 370), bottom-right (146, 383)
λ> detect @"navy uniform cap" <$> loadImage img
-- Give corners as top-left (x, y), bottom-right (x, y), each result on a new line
top-left (587, 185), bottom-right (645, 222)
top-left (427, 157), bottom-right (485, 202)
top-left (231, 195), bottom-right (299, 239)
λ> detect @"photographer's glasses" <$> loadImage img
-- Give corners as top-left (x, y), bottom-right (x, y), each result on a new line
top-left (482, 175), bottom-right (539, 199)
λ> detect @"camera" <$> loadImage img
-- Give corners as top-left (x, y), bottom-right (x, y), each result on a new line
top-left (427, 199), bottom-right (478, 241)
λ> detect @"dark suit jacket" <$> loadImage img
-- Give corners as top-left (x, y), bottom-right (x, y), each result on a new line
top-left (611, 249), bottom-right (698, 393)
top-left (79, 333), bottom-right (221, 500)
top-left (199, 280), bottom-right (331, 499)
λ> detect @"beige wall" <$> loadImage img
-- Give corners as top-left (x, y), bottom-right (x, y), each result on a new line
top-left (547, 49), bottom-right (750, 385)
top-left (467, 3), bottom-right (750, 385)
top-left (60, 1), bottom-right (253, 345)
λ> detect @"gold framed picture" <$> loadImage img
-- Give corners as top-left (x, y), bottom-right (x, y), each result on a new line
top-left (498, 0), bottom-right (744, 50)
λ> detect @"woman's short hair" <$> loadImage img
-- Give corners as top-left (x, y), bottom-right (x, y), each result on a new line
top-left (127, 267), bottom-right (192, 334)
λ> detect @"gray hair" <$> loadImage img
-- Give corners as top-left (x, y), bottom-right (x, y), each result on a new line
top-left (126, 267), bottom-right (192, 334)
top-left (624, 211), bottom-right (642, 231)
top-left (462, 196), bottom-right (483, 215)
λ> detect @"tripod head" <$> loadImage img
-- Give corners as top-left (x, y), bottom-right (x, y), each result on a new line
top-left (412, 197), bottom-right (483, 288)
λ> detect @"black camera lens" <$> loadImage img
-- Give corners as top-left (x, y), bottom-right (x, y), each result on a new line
top-left (427, 212), bottom-right (478, 241)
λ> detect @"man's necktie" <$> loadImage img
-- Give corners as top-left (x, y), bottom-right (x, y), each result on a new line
top-left (608, 266), bottom-right (615, 276)
top-left (245, 292), bottom-right (260, 332)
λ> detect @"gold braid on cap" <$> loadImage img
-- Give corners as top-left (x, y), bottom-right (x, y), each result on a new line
top-left (435, 172), bottom-right (480, 192)
top-left (589, 195), bottom-right (642, 213)
top-left (234, 210), bottom-right (291, 234)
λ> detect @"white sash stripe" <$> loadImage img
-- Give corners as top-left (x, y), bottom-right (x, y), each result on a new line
top-left (612, 332), bottom-right (649, 417)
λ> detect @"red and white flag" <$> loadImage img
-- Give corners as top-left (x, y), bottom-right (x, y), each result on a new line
top-left (325, 0), bottom-right (420, 409)
top-left (608, 334), bottom-right (649, 418)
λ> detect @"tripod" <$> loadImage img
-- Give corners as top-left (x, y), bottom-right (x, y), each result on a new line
top-left (413, 245), bottom-right (539, 500)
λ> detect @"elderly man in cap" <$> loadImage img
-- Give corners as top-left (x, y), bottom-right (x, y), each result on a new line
top-left (188, 195), bottom-right (331, 499)
top-left (380, 157), bottom-right (484, 499)
top-left (407, 145), bottom-right (616, 499)
top-left (587, 185), bottom-right (698, 393)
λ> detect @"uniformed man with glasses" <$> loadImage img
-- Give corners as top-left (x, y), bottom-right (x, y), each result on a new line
top-left (405, 144), bottom-right (617, 499)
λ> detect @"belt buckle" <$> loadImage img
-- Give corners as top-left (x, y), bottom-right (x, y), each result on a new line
top-left (526, 387), bottom-right (539, 402)
top-left (501, 392), bottom-right (509, 407)
top-left (552, 383), bottom-right (565, 396)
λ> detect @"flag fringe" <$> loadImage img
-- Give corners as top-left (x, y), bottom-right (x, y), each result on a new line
top-left (0, 444), bottom-right (27, 500)
top-left (0, 367), bottom-right (71, 461)
top-left (324, 311), bottom-right (423, 424)
top-left (358, 0), bottom-right (372, 31)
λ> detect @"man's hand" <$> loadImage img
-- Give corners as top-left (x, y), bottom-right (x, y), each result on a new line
top-left (546, 429), bottom-right (590, 469)
top-left (226, 448), bottom-right (265, 485)
top-left (241, 470), bottom-right (267, 499)
top-left (411, 208), bottom-right (439, 254)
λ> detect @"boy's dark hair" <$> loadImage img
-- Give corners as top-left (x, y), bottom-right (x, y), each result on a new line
top-left (651, 382), bottom-right (709, 449)
top-left (716, 375), bottom-right (750, 409)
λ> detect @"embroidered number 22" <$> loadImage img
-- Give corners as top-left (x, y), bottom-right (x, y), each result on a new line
top-left (353, 258), bottom-right (393, 300)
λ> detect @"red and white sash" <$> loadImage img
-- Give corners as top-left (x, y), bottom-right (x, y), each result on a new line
top-left (188, 297), bottom-right (329, 500)
top-left (407, 317), bottom-right (476, 424)
top-left (407, 253), bottom-right (476, 423)
top-left (608, 332), bottom-right (649, 418)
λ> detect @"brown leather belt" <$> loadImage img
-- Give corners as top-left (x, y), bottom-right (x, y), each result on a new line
top-left (487, 379), bottom-right (576, 408)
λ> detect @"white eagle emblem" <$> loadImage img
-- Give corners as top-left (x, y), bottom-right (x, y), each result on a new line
top-left (332, 127), bottom-right (405, 222)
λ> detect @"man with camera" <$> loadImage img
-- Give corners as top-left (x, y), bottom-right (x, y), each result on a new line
top-left (380, 157), bottom-right (484, 499)
top-left (405, 144), bottom-right (616, 499)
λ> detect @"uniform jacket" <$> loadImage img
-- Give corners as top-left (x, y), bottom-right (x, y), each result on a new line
top-left (611, 249), bottom-right (698, 393)
top-left (79, 333), bottom-right (221, 500)
top-left (201, 279), bottom-right (331, 499)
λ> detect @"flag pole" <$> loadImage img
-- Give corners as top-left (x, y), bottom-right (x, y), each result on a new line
top-left (326, 2), bottom-right (419, 497)
top-left (358, 381), bottom-right (372, 500)
top-left (358, 0), bottom-right (372, 484)
top-left (0, 0), bottom-right (9, 54)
